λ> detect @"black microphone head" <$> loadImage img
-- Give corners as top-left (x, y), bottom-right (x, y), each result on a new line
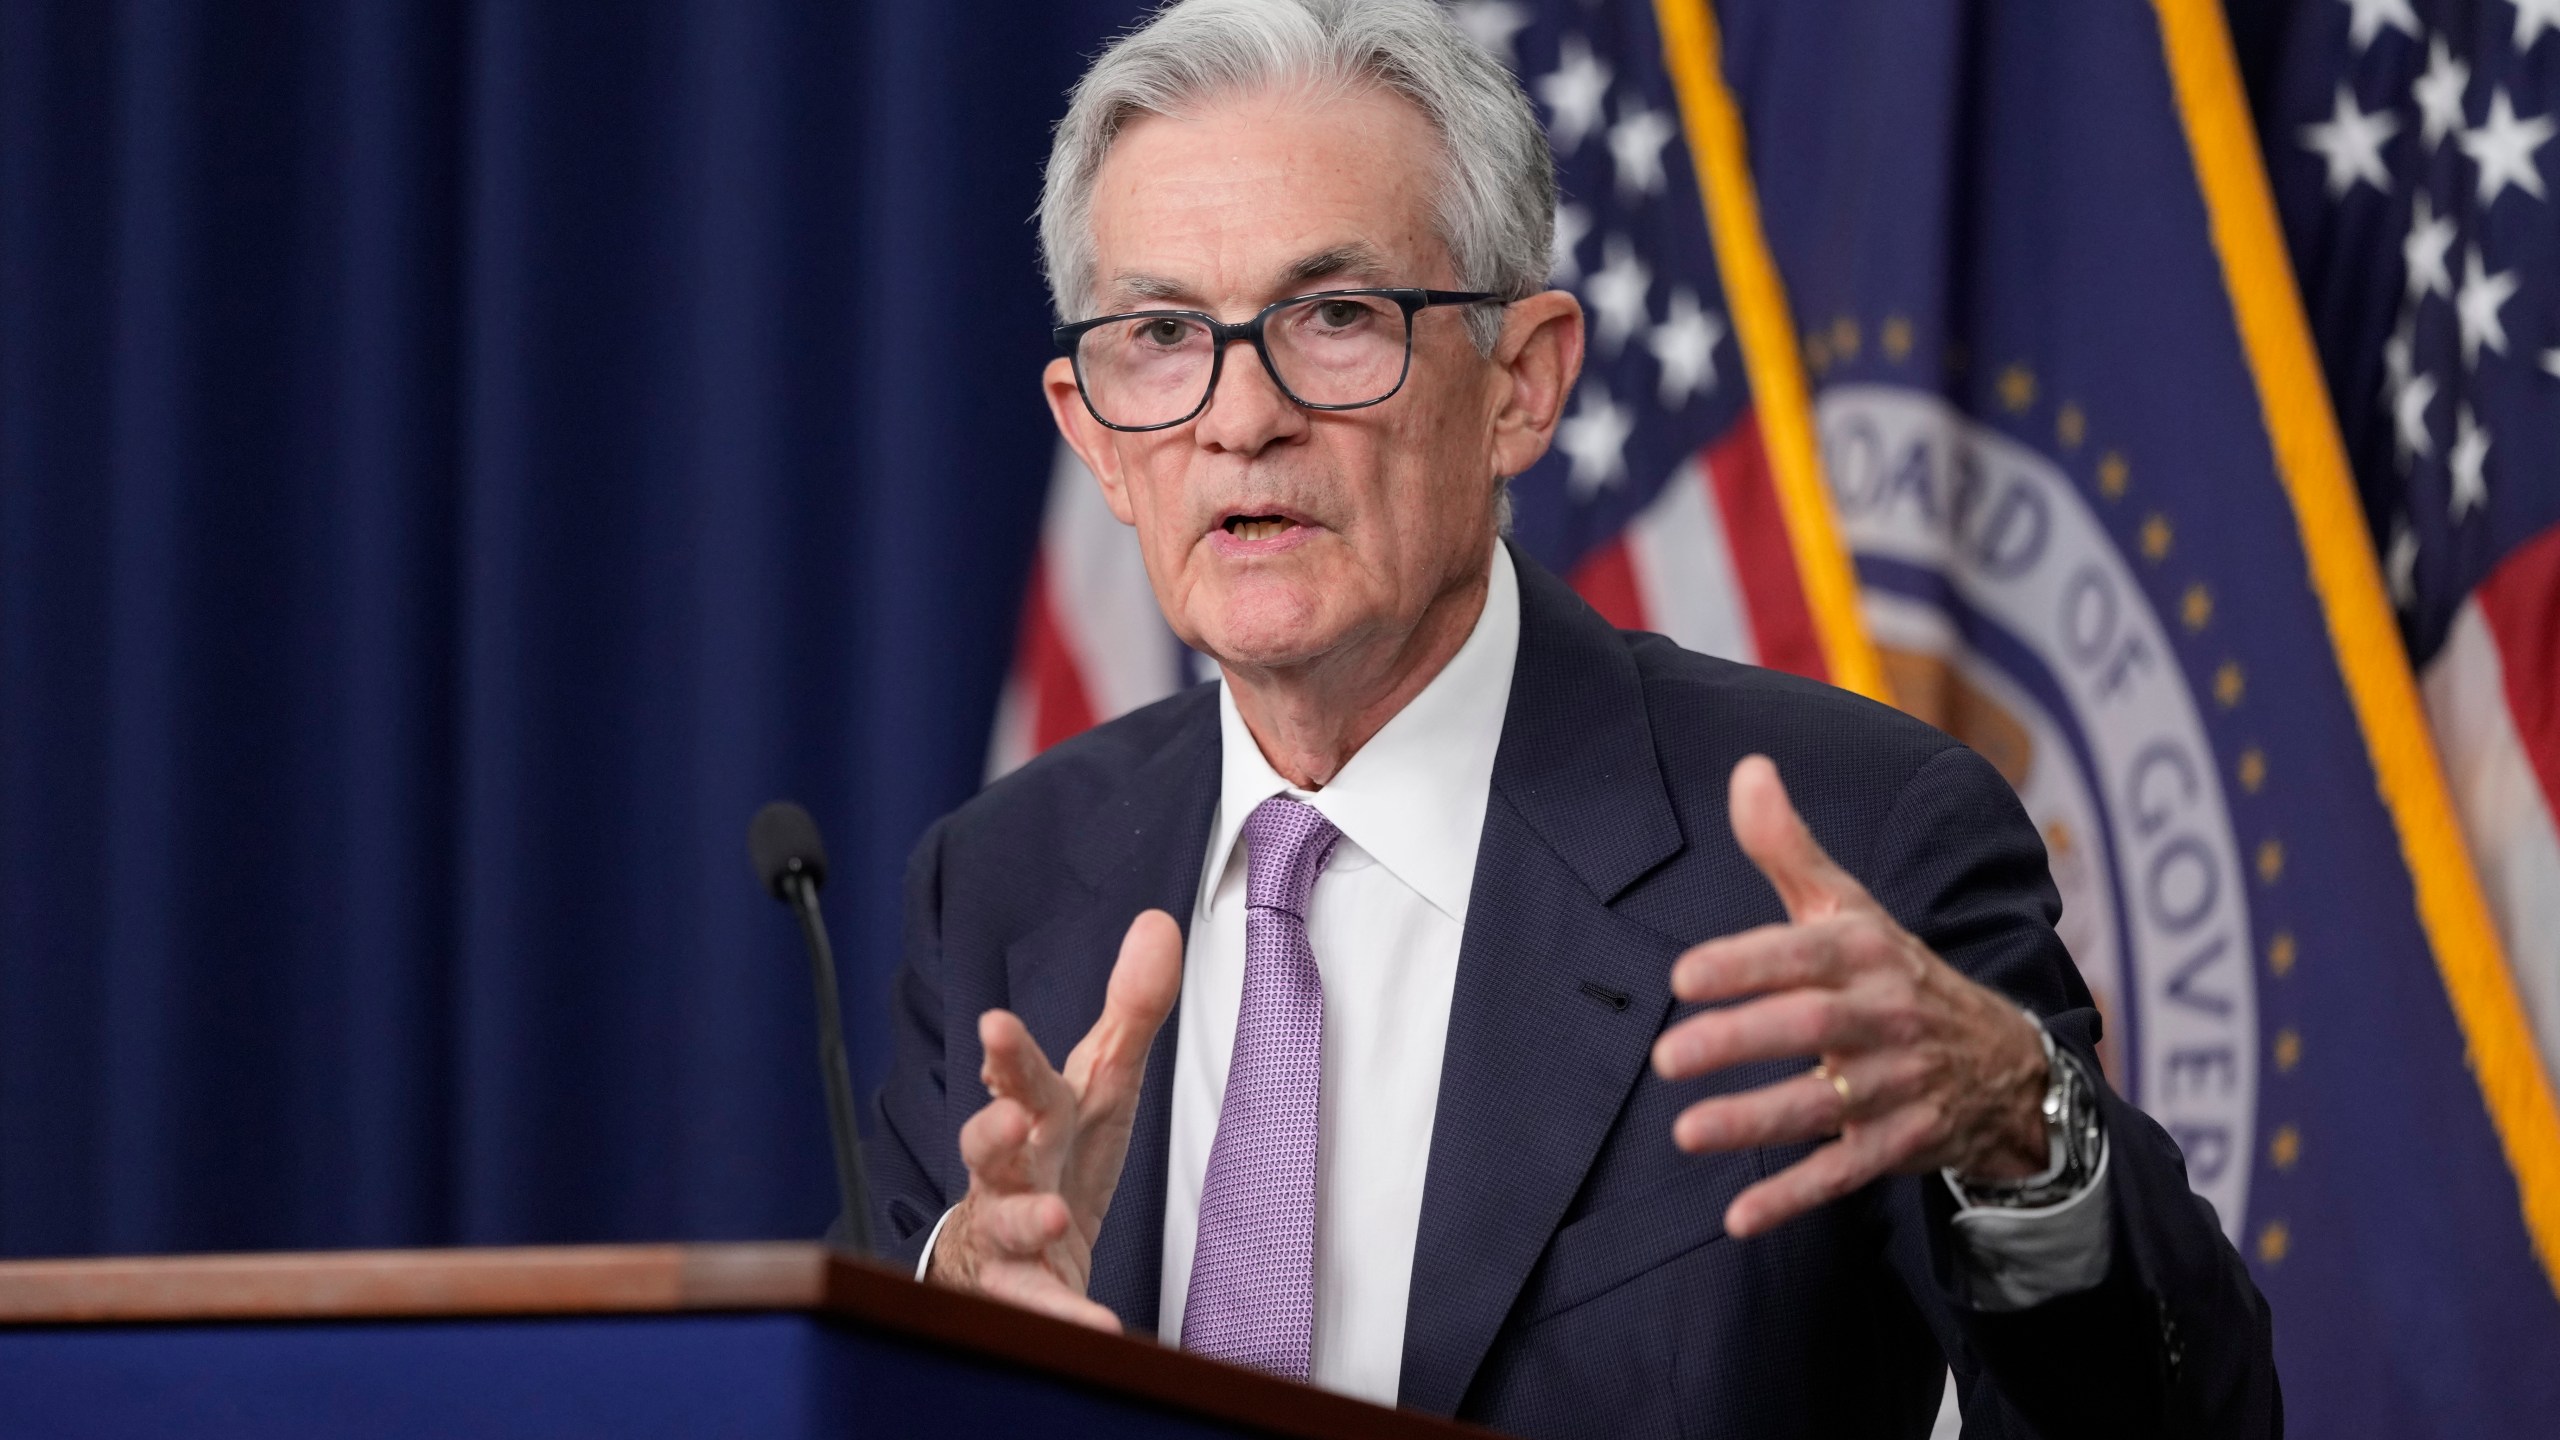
top-left (749, 801), bottom-right (828, 899)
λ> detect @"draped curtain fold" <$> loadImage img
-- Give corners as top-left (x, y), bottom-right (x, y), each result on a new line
top-left (0, 0), bottom-right (1136, 1255)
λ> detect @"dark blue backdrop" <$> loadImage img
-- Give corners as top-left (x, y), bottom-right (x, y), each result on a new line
top-left (0, 0), bottom-right (1148, 1256)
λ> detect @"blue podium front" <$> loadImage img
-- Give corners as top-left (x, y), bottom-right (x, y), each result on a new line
top-left (0, 1245), bottom-right (1468, 1440)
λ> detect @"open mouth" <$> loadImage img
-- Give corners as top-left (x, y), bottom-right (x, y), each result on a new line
top-left (1222, 514), bottom-right (1302, 542)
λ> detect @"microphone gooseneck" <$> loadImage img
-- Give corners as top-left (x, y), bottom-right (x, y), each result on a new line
top-left (750, 801), bottom-right (874, 1255)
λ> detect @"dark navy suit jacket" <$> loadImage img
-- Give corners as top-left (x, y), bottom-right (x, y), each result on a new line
top-left (871, 547), bottom-right (2278, 1439)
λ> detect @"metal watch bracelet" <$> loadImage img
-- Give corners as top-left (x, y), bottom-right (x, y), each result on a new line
top-left (1955, 1018), bottom-right (2105, 1211)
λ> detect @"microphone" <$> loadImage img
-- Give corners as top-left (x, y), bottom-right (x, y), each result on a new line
top-left (750, 800), bottom-right (874, 1254)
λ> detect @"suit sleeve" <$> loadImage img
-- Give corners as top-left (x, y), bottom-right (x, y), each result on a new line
top-left (863, 815), bottom-right (964, 1274)
top-left (1859, 743), bottom-right (2281, 1440)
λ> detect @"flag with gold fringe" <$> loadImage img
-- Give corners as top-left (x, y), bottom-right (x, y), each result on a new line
top-left (1699, 0), bottom-right (2560, 1427)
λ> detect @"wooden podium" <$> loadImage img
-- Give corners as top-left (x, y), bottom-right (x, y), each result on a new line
top-left (0, 1244), bottom-right (1482, 1439)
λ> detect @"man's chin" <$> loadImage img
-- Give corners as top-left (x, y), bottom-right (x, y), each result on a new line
top-left (1189, 604), bottom-right (1347, 675)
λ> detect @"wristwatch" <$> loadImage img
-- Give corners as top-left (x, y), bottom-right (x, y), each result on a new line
top-left (1953, 1015), bottom-right (2105, 1210)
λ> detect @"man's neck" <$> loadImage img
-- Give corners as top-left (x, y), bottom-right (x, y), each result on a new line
top-left (1221, 557), bottom-right (1494, 790)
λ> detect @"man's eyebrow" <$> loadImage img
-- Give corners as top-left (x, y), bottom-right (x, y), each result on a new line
top-left (1280, 244), bottom-right (1390, 289)
top-left (1098, 244), bottom-right (1393, 312)
top-left (1110, 272), bottom-right (1195, 305)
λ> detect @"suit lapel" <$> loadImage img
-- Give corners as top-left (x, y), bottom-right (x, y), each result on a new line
top-left (1398, 550), bottom-right (1689, 1415)
top-left (1001, 687), bottom-right (1221, 1334)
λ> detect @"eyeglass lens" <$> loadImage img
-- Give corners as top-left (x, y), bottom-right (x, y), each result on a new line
top-left (1073, 294), bottom-right (1411, 429)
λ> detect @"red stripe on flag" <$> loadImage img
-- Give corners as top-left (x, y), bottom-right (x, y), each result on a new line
top-left (1569, 535), bottom-right (1650, 630)
top-left (1704, 411), bottom-right (1827, 681)
top-left (1015, 555), bottom-right (1097, 752)
top-left (2477, 520), bottom-right (2560, 821)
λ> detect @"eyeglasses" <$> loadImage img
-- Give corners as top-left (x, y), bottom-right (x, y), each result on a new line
top-left (1054, 287), bottom-right (1506, 432)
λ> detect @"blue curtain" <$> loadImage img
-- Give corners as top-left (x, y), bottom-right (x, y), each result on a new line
top-left (0, 0), bottom-right (1144, 1256)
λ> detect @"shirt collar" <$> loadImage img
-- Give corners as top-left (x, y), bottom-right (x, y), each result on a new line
top-left (1204, 542), bottom-right (1520, 926)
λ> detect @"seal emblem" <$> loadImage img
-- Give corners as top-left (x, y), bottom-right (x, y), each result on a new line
top-left (1821, 385), bottom-right (2257, 1237)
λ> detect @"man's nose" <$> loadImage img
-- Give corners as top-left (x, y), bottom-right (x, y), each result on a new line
top-left (1191, 338), bottom-right (1306, 457)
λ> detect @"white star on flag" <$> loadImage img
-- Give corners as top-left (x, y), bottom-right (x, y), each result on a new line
top-left (1647, 287), bottom-right (1725, 408)
top-left (1559, 383), bottom-right (1635, 496)
top-left (1586, 235), bottom-right (1653, 355)
top-left (2384, 317), bottom-right (2416, 400)
top-left (2340, 0), bottom-right (2421, 51)
top-left (2386, 515), bottom-right (2420, 606)
top-left (2412, 37), bottom-right (2470, 150)
top-left (2403, 192), bottom-right (2457, 300)
top-left (2511, 0), bottom-right (2560, 50)
top-left (1607, 102), bottom-right (1678, 198)
top-left (2448, 404), bottom-right (2490, 521)
top-left (2302, 83), bottom-right (2401, 196)
top-left (1449, 1), bottom-right (1531, 68)
top-left (2393, 366), bottom-right (2439, 463)
top-left (2544, 346), bottom-right (2560, 380)
top-left (1536, 35), bottom-right (1612, 155)
top-left (2458, 87), bottom-right (2553, 203)
top-left (2456, 247), bottom-right (2519, 366)
top-left (1550, 203), bottom-right (1593, 285)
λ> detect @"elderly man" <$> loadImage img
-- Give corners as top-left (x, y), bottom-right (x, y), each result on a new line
top-left (869, 1), bottom-right (2277, 1435)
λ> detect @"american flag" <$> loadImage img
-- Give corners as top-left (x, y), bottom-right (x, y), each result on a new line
top-left (2268, 0), bottom-right (2560, 1084)
top-left (989, 0), bottom-right (1823, 778)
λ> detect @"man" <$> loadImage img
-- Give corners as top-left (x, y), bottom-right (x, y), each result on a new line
top-left (870, 1), bottom-right (2278, 1435)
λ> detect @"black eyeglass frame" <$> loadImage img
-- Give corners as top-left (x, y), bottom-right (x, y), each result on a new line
top-left (1052, 287), bottom-right (1507, 433)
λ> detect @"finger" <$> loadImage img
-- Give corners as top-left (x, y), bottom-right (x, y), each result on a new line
top-left (1723, 1104), bottom-right (1938, 1238)
top-left (1651, 987), bottom-right (1872, 1080)
top-left (958, 1098), bottom-right (1042, 1191)
top-left (1064, 909), bottom-right (1184, 1099)
top-left (1670, 1044), bottom-right (1943, 1149)
top-left (977, 1266), bottom-right (1128, 1333)
top-left (1728, 755), bottom-right (1878, 923)
top-left (1670, 1071), bottom-right (1849, 1153)
top-left (1669, 917), bottom-right (1858, 1004)
top-left (979, 1009), bottom-right (1073, 1119)
top-left (965, 1191), bottom-right (1075, 1257)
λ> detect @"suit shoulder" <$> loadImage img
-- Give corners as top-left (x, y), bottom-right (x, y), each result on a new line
top-left (930, 680), bottom-right (1218, 854)
top-left (1620, 630), bottom-right (1957, 778)
top-left (1608, 633), bottom-right (2048, 950)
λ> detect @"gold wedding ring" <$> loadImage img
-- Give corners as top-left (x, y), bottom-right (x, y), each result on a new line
top-left (1813, 1063), bottom-right (1852, 1106)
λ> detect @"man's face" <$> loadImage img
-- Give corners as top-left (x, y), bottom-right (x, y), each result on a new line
top-left (1044, 85), bottom-right (1564, 674)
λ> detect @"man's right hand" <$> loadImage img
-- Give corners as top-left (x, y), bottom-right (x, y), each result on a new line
top-left (924, 909), bottom-right (1183, 1331)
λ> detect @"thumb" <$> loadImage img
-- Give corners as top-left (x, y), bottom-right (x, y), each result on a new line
top-left (1068, 909), bottom-right (1183, 1096)
top-left (1728, 754), bottom-right (1871, 921)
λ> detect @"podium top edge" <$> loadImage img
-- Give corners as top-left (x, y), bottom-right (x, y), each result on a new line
top-left (0, 1241), bottom-right (830, 1322)
top-left (0, 1243), bottom-right (1488, 1440)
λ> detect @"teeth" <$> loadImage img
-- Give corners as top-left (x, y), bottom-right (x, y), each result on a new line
top-left (1229, 518), bottom-right (1292, 542)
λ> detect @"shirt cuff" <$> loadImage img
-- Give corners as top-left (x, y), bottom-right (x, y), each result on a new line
top-left (914, 1205), bottom-right (957, 1283)
top-left (1940, 1135), bottom-right (2113, 1312)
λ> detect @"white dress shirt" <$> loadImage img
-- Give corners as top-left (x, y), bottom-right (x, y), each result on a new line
top-left (1158, 545), bottom-right (1523, 1406)
top-left (925, 541), bottom-right (2109, 1402)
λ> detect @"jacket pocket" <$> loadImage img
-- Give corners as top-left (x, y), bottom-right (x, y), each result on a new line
top-left (1520, 1195), bottom-right (1730, 1323)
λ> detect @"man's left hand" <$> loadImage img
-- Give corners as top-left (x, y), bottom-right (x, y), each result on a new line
top-left (1651, 754), bottom-right (2053, 1238)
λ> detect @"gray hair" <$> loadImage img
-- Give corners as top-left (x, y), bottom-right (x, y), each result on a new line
top-left (1037, 0), bottom-right (1556, 355)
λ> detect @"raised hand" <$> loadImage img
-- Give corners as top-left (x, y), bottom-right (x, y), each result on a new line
top-left (1652, 755), bottom-right (2051, 1239)
top-left (925, 909), bottom-right (1183, 1330)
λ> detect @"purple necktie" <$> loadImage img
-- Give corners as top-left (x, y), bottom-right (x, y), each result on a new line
top-left (1182, 794), bottom-right (1341, 1379)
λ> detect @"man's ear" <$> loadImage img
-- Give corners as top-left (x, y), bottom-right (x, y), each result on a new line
top-left (1485, 290), bottom-right (1587, 480)
top-left (1043, 356), bottom-right (1138, 525)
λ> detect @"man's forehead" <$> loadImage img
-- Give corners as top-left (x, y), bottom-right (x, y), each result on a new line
top-left (1085, 87), bottom-right (1448, 309)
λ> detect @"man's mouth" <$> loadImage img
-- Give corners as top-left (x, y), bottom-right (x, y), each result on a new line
top-left (1222, 514), bottom-right (1302, 542)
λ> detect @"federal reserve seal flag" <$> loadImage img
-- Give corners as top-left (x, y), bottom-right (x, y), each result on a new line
top-left (1715, 0), bottom-right (2560, 1430)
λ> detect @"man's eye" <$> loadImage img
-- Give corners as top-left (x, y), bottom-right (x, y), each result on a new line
top-left (1136, 319), bottom-right (1192, 347)
top-left (1313, 300), bottom-right (1371, 328)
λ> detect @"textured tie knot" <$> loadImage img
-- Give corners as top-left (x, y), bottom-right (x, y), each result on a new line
top-left (1241, 795), bottom-right (1341, 919)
